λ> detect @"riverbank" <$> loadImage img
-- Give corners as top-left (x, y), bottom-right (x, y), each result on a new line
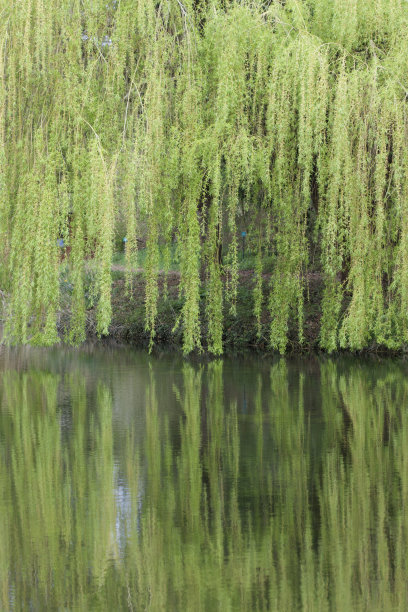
top-left (2, 267), bottom-right (406, 356)
top-left (57, 267), bottom-right (323, 354)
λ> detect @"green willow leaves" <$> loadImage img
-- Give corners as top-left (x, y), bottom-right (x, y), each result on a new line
top-left (0, 0), bottom-right (408, 353)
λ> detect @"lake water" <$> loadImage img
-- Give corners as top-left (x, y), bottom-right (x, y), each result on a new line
top-left (0, 345), bottom-right (407, 610)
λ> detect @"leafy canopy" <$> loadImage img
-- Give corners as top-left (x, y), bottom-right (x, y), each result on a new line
top-left (1, 0), bottom-right (408, 353)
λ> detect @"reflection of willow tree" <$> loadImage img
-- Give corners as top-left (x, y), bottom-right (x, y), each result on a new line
top-left (123, 361), bottom-right (308, 609)
top-left (123, 362), bottom-right (251, 610)
top-left (0, 370), bottom-right (116, 611)
top-left (1, 358), bottom-right (408, 609)
top-left (317, 362), bottom-right (408, 611)
top-left (123, 360), bottom-right (408, 611)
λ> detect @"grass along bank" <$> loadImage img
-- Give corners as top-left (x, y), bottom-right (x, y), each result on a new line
top-left (2, 247), bottom-right (402, 356)
top-left (54, 248), bottom-right (324, 354)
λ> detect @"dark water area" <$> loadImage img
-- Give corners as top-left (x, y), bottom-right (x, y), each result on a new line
top-left (0, 345), bottom-right (407, 610)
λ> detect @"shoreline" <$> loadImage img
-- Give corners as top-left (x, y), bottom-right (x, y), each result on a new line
top-left (63, 271), bottom-right (408, 358)
top-left (2, 269), bottom-right (408, 358)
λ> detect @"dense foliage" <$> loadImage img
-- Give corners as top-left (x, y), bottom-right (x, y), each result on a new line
top-left (1, 0), bottom-right (408, 353)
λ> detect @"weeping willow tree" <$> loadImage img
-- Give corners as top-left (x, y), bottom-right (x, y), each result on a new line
top-left (1, 0), bottom-right (408, 354)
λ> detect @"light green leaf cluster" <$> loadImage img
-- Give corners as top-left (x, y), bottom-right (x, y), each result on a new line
top-left (1, 0), bottom-right (408, 353)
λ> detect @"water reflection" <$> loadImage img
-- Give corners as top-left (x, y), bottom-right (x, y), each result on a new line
top-left (0, 348), bottom-right (407, 610)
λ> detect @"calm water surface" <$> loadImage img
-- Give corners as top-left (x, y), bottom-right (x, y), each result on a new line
top-left (0, 346), bottom-right (407, 610)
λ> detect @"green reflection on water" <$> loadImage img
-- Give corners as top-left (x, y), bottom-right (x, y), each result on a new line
top-left (0, 349), bottom-right (408, 610)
